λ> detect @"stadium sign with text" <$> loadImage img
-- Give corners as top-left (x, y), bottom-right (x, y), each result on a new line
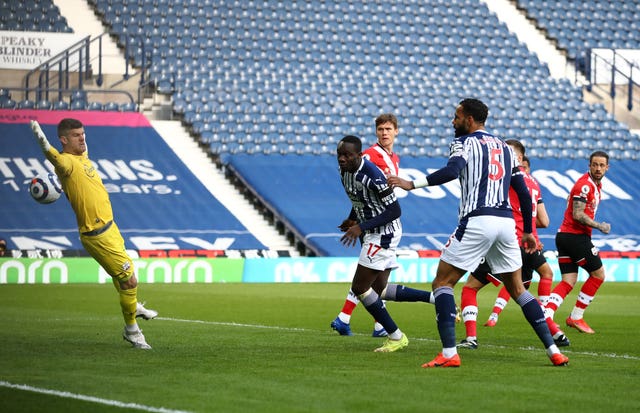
top-left (0, 31), bottom-right (86, 69)
top-left (0, 110), bottom-right (266, 251)
top-left (1, 257), bottom-right (638, 284)
top-left (0, 257), bottom-right (244, 284)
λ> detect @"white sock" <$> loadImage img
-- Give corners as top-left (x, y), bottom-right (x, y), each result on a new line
top-left (338, 313), bottom-right (351, 323)
top-left (125, 323), bottom-right (140, 333)
top-left (546, 344), bottom-right (560, 357)
top-left (442, 347), bottom-right (457, 358)
top-left (570, 307), bottom-right (585, 320)
top-left (389, 329), bottom-right (403, 340)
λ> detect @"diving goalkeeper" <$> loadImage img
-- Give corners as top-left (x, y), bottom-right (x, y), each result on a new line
top-left (30, 118), bottom-right (157, 349)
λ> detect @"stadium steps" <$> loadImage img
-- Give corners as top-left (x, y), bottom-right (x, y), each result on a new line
top-left (481, 0), bottom-right (572, 80)
top-left (54, 0), bottom-right (133, 75)
top-left (150, 120), bottom-right (299, 255)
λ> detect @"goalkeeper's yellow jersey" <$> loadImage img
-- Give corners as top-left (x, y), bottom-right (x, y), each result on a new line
top-left (45, 146), bottom-right (114, 234)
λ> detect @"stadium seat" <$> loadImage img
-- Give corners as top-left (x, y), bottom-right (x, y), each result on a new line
top-left (103, 102), bottom-right (120, 111)
top-left (120, 102), bottom-right (137, 112)
top-left (1, 99), bottom-right (16, 109)
top-left (35, 99), bottom-right (53, 110)
top-left (88, 102), bottom-right (104, 112)
top-left (52, 100), bottom-right (70, 110)
top-left (70, 100), bottom-right (87, 110)
top-left (17, 100), bottom-right (36, 109)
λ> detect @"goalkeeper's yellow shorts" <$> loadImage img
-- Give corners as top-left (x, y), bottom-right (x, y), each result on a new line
top-left (80, 221), bottom-right (135, 281)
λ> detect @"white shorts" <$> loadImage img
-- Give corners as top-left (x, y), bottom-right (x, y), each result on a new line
top-left (358, 232), bottom-right (400, 271)
top-left (440, 215), bottom-right (522, 274)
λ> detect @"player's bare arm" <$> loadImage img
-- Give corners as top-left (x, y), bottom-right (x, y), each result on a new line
top-left (572, 199), bottom-right (611, 234)
top-left (536, 202), bottom-right (550, 229)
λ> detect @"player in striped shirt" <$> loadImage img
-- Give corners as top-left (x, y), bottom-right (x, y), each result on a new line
top-left (389, 98), bottom-right (568, 367)
top-left (331, 115), bottom-right (435, 338)
top-left (337, 135), bottom-right (432, 353)
top-left (456, 141), bottom-right (568, 350)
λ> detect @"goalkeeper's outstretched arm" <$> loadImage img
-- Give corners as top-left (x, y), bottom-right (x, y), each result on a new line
top-left (30, 120), bottom-right (51, 152)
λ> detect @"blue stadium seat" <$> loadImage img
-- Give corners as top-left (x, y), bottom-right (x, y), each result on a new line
top-left (120, 102), bottom-right (137, 112)
top-left (53, 100), bottom-right (70, 110)
top-left (103, 102), bottom-right (120, 111)
top-left (35, 99), bottom-right (53, 110)
top-left (87, 101), bottom-right (103, 111)
top-left (1, 99), bottom-right (16, 109)
top-left (17, 100), bottom-right (36, 109)
top-left (70, 100), bottom-right (87, 110)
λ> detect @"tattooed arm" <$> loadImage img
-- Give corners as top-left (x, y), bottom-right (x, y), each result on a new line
top-left (572, 199), bottom-right (611, 234)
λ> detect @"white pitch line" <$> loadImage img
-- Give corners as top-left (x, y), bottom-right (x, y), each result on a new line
top-left (157, 316), bottom-right (640, 361)
top-left (0, 381), bottom-right (193, 413)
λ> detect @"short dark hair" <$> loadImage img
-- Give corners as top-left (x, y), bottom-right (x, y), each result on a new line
top-left (590, 150), bottom-right (609, 164)
top-left (459, 98), bottom-right (488, 124)
top-left (58, 118), bottom-right (83, 137)
top-left (505, 139), bottom-right (526, 156)
top-left (375, 113), bottom-right (398, 129)
top-left (339, 135), bottom-right (362, 152)
top-left (522, 155), bottom-right (530, 166)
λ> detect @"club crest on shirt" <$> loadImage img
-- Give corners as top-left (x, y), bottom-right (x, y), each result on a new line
top-left (580, 184), bottom-right (590, 197)
top-left (84, 163), bottom-right (97, 177)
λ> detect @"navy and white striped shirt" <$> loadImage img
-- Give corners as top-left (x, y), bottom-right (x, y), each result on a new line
top-left (450, 130), bottom-right (518, 220)
top-left (341, 158), bottom-right (402, 237)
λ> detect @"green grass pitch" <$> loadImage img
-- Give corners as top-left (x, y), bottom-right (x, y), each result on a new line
top-left (1, 282), bottom-right (639, 412)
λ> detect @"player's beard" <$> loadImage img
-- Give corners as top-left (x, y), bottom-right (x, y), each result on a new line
top-left (454, 125), bottom-right (467, 137)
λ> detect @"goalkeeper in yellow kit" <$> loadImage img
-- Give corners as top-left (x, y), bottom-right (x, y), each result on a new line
top-left (30, 118), bottom-right (157, 349)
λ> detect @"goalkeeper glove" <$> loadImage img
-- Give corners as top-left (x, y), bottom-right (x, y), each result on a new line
top-left (30, 120), bottom-right (51, 152)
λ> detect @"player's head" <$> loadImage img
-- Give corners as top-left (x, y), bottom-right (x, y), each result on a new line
top-left (453, 98), bottom-right (488, 137)
top-left (589, 150), bottom-right (609, 182)
top-left (0, 238), bottom-right (6, 257)
top-left (58, 118), bottom-right (86, 155)
top-left (337, 135), bottom-right (362, 173)
top-left (522, 155), bottom-right (531, 174)
top-left (505, 138), bottom-right (525, 163)
top-left (375, 113), bottom-right (399, 152)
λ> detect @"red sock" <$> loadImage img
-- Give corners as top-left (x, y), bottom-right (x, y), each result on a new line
top-left (340, 300), bottom-right (357, 315)
top-left (492, 286), bottom-right (511, 315)
top-left (461, 286), bottom-right (478, 338)
top-left (546, 314), bottom-right (560, 335)
top-left (575, 277), bottom-right (604, 309)
top-left (546, 280), bottom-right (574, 311)
top-left (538, 277), bottom-right (553, 298)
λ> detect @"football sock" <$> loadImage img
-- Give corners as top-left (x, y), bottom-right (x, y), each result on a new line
top-left (382, 283), bottom-right (433, 303)
top-left (546, 315), bottom-right (561, 335)
top-left (112, 278), bottom-right (137, 326)
top-left (546, 280), bottom-right (574, 312)
top-left (571, 276), bottom-right (604, 318)
top-left (338, 289), bottom-right (359, 323)
top-left (125, 323), bottom-right (140, 333)
top-left (358, 288), bottom-right (398, 335)
top-left (537, 277), bottom-right (553, 305)
top-left (516, 290), bottom-right (555, 349)
top-left (460, 286), bottom-right (478, 338)
top-left (492, 286), bottom-right (511, 315)
top-left (434, 286), bottom-right (457, 349)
